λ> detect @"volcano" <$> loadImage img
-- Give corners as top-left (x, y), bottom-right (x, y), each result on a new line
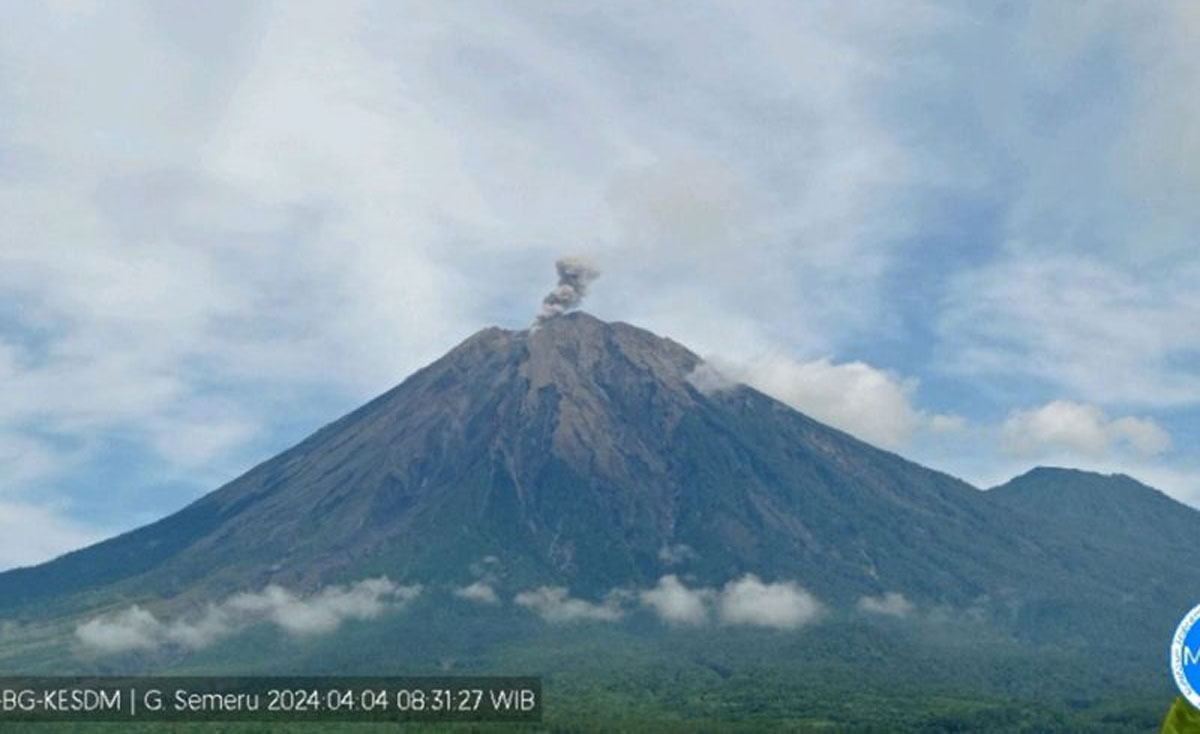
top-left (2, 312), bottom-right (1198, 653)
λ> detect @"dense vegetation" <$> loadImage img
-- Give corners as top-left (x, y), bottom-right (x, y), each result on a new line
top-left (0, 601), bottom-right (1179, 732)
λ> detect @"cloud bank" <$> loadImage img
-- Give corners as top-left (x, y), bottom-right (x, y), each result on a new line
top-left (515, 574), bottom-right (824, 631)
top-left (513, 587), bottom-right (625, 623)
top-left (75, 577), bottom-right (420, 655)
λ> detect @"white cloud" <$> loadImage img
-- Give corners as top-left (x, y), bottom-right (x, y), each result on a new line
top-left (716, 575), bottom-right (823, 631)
top-left (74, 577), bottom-right (420, 655)
top-left (516, 574), bottom-right (828, 630)
top-left (707, 355), bottom-right (928, 449)
top-left (857, 592), bottom-right (914, 618)
top-left (0, 501), bottom-right (104, 569)
top-left (223, 577), bottom-right (420, 637)
top-left (1002, 400), bottom-right (1171, 459)
top-left (1109, 416), bottom-right (1173, 456)
top-left (638, 575), bottom-right (711, 626)
top-left (75, 605), bottom-right (162, 655)
top-left (513, 586), bottom-right (624, 624)
top-left (453, 581), bottom-right (499, 605)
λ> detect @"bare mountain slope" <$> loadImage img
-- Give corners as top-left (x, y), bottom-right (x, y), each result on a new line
top-left (2, 313), bottom-right (1197, 649)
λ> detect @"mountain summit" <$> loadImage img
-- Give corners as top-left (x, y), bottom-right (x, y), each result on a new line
top-left (3, 313), bottom-right (1198, 649)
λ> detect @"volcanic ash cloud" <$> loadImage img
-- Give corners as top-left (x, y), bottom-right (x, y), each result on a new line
top-left (537, 256), bottom-right (600, 324)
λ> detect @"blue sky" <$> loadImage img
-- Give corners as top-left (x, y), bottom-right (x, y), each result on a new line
top-left (1, 1), bottom-right (1198, 569)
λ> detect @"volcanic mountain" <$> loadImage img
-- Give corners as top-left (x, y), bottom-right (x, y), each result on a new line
top-left (1, 312), bottom-right (1197, 650)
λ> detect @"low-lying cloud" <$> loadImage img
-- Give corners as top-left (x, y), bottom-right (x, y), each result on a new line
top-left (453, 581), bottom-right (500, 605)
top-left (716, 575), bottom-right (823, 630)
top-left (638, 574), bottom-right (711, 626)
top-left (514, 574), bottom-right (824, 631)
top-left (74, 577), bottom-right (421, 655)
top-left (454, 556), bottom-right (504, 604)
top-left (857, 591), bottom-right (914, 618)
top-left (513, 586), bottom-right (625, 623)
top-left (75, 605), bottom-right (163, 655)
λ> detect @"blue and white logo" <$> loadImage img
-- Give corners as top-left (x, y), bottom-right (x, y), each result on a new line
top-left (1171, 603), bottom-right (1200, 707)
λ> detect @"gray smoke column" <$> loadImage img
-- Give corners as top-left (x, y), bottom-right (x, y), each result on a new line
top-left (537, 256), bottom-right (600, 324)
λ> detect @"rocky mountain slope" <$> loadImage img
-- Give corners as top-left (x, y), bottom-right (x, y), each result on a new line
top-left (1, 313), bottom-right (1195, 651)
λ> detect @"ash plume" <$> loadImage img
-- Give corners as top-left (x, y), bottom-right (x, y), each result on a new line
top-left (537, 256), bottom-right (600, 324)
